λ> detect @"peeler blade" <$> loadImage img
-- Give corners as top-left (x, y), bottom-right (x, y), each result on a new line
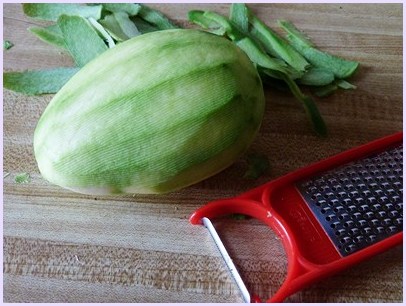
top-left (202, 217), bottom-right (251, 303)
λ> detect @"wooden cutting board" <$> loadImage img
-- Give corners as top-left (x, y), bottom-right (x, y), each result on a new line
top-left (3, 3), bottom-right (403, 303)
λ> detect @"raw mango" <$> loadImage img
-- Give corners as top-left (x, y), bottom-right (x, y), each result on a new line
top-left (33, 29), bottom-right (265, 195)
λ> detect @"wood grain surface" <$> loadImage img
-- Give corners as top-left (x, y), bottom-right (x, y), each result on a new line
top-left (3, 3), bottom-right (403, 303)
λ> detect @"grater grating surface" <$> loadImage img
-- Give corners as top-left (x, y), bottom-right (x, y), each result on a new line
top-left (297, 144), bottom-right (403, 256)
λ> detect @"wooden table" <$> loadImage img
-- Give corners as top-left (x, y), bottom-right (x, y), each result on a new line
top-left (3, 3), bottom-right (403, 303)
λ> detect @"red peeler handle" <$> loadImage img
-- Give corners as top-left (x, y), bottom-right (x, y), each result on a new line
top-left (191, 196), bottom-right (402, 302)
top-left (189, 193), bottom-right (325, 303)
top-left (190, 131), bottom-right (403, 302)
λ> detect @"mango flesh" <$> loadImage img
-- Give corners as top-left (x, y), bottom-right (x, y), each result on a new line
top-left (34, 29), bottom-right (265, 194)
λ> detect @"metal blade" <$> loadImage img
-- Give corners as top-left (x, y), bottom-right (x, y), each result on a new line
top-left (202, 217), bottom-right (250, 303)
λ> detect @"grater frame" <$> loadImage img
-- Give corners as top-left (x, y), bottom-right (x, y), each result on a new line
top-left (190, 132), bottom-right (403, 302)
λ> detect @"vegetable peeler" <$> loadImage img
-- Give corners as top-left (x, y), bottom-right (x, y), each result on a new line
top-left (190, 132), bottom-right (403, 302)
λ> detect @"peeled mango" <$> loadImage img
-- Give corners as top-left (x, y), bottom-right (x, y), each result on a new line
top-left (33, 29), bottom-right (265, 195)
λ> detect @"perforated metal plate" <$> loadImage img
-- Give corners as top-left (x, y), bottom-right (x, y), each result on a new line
top-left (297, 144), bottom-right (403, 256)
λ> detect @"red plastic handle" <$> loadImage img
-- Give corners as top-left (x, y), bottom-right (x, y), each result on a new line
top-left (190, 131), bottom-right (403, 302)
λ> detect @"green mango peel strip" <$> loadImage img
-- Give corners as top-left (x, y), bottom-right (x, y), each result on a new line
top-left (4, 67), bottom-right (80, 95)
top-left (23, 3), bottom-right (102, 22)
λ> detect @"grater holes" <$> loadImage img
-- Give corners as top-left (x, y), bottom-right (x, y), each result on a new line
top-left (364, 162), bottom-right (374, 169)
top-left (387, 226), bottom-right (398, 233)
top-left (346, 204), bottom-right (357, 213)
top-left (393, 167), bottom-right (402, 175)
top-left (375, 226), bottom-right (385, 234)
top-left (319, 185), bottom-right (330, 192)
top-left (369, 219), bottom-right (380, 227)
top-left (388, 161), bottom-right (397, 168)
top-left (353, 235), bottom-right (364, 243)
top-left (387, 175), bottom-right (397, 182)
top-left (342, 198), bottom-right (352, 206)
top-left (351, 177), bottom-right (363, 185)
top-left (391, 195), bottom-right (401, 204)
top-left (354, 198), bottom-right (364, 205)
top-left (364, 211), bottom-right (374, 219)
top-left (393, 155), bottom-right (401, 161)
top-left (335, 228), bottom-right (346, 237)
top-left (340, 236), bottom-right (352, 244)
top-left (373, 189), bottom-right (384, 197)
top-left (328, 198), bottom-right (337, 205)
top-left (388, 210), bottom-right (399, 218)
top-left (297, 144), bottom-right (403, 256)
top-left (356, 219), bottom-right (367, 227)
top-left (343, 220), bottom-right (354, 228)
top-left (375, 175), bottom-right (385, 182)
top-left (369, 182), bottom-right (379, 189)
top-left (321, 207), bottom-right (332, 214)
top-left (380, 182), bottom-right (390, 189)
top-left (392, 181), bottom-right (402, 189)
top-left (339, 177), bottom-right (350, 185)
top-left (337, 191), bottom-right (347, 198)
top-left (376, 211), bottom-right (387, 218)
top-left (317, 199), bottom-right (328, 207)
top-left (324, 192), bottom-right (335, 199)
top-left (350, 228), bottom-right (360, 235)
top-left (330, 221), bottom-right (340, 229)
top-left (338, 213), bottom-right (349, 221)
top-left (358, 169), bottom-right (369, 176)
top-left (381, 218), bottom-right (392, 226)
top-left (382, 168), bottom-right (391, 175)
top-left (360, 204), bottom-right (370, 211)
top-left (350, 191), bottom-right (360, 198)
top-left (367, 197), bottom-right (377, 205)
top-left (352, 212), bottom-right (362, 220)
top-left (372, 203), bottom-right (382, 211)
top-left (357, 183), bottom-right (367, 190)
top-left (344, 245), bottom-right (356, 253)
top-left (366, 235), bottom-right (377, 243)
top-left (343, 184), bottom-right (352, 191)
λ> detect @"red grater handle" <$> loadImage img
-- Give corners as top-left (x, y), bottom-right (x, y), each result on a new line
top-left (190, 131), bottom-right (403, 302)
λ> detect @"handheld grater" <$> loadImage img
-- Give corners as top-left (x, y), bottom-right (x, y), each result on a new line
top-left (190, 132), bottom-right (403, 303)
